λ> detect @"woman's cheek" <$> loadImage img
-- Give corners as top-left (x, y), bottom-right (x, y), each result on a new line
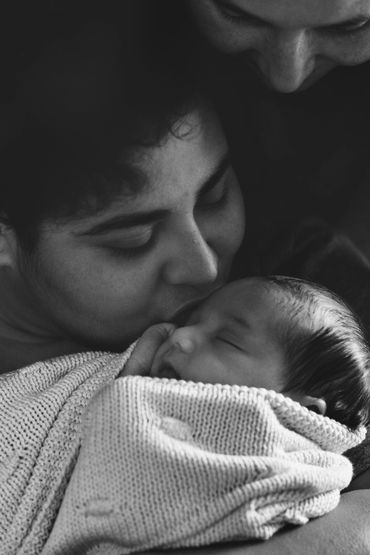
top-left (203, 184), bottom-right (245, 261)
top-left (225, 182), bottom-right (246, 254)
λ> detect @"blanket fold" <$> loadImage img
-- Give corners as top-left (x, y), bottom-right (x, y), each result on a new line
top-left (43, 376), bottom-right (366, 555)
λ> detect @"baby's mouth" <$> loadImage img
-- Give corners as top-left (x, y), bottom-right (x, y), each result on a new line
top-left (155, 364), bottom-right (181, 381)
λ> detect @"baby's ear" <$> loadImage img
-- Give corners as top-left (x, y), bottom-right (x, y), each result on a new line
top-left (300, 395), bottom-right (327, 416)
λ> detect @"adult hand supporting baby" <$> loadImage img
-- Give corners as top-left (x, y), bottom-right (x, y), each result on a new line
top-left (122, 323), bottom-right (176, 377)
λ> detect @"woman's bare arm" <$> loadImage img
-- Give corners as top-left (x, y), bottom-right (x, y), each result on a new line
top-left (144, 490), bottom-right (370, 555)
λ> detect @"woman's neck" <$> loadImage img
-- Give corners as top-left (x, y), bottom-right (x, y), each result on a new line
top-left (0, 337), bottom-right (84, 373)
top-left (0, 268), bottom-right (84, 373)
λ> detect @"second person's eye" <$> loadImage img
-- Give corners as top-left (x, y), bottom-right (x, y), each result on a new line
top-left (325, 17), bottom-right (370, 35)
top-left (215, 1), bottom-right (264, 25)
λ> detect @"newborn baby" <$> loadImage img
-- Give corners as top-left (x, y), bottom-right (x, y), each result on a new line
top-left (151, 275), bottom-right (370, 429)
top-left (45, 277), bottom-right (370, 554)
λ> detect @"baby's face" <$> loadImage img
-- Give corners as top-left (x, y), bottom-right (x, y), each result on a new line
top-left (151, 279), bottom-right (286, 390)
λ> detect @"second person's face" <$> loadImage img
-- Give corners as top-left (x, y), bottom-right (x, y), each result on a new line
top-left (190, 0), bottom-right (370, 93)
top-left (14, 107), bottom-right (245, 350)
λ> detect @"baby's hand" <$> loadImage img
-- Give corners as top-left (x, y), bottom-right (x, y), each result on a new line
top-left (120, 323), bottom-right (176, 377)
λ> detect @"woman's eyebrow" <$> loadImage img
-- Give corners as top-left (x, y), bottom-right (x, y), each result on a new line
top-left (75, 209), bottom-right (168, 236)
top-left (197, 152), bottom-right (231, 198)
top-left (76, 152), bottom-right (231, 237)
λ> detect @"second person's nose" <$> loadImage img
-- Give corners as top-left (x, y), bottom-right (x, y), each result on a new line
top-left (262, 30), bottom-right (314, 93)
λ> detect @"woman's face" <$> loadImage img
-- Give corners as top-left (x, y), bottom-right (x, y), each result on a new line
top-left (189, 0), bottom-right (370, 92)
top-left (14, 108), bottom-right (245, 350)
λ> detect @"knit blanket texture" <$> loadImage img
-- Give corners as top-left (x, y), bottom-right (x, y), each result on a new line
top-left (44, 375), bottom-right (365, 555)
top-left (0, 347), bottom-right (134, 555)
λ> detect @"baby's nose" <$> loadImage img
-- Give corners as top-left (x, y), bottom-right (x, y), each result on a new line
top-left (168, 327), bottom-right (196, 354)
top-left (153, 327), bottom-right (196, 379)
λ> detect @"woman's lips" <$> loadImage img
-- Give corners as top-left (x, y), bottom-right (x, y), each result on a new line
top-left (170, 296), bottom-right (209, 325)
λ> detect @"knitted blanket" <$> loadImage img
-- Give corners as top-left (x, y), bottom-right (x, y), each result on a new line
top-left (44, 376), bottom-right (366, 555)
top-left (0, 347), bottom-right (134, 555)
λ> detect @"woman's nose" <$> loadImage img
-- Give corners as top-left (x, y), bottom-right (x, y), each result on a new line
top-left (261, 30), bottom-right (313, 93)
top-left (163, 221), bottom-right (218, 286)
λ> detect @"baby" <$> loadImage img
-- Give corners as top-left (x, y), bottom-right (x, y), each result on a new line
top-left (45, 277), bottom-right (370, 554)
top-left (150, 275), bottom-right (370, 430)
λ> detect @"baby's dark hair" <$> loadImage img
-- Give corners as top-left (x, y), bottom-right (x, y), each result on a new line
top-left (265, 276), bottom-right (370, 430)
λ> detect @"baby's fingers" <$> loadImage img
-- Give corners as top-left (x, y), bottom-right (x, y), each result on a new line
top-left (121, 322), bottom-right (175, 377)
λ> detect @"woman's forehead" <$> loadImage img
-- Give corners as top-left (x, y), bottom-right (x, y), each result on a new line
top-left (45, 110), bottom-right (229, 235)
top-left (210, 0), bottom-right (370, 28)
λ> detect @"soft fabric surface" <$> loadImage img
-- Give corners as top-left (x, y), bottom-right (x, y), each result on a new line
top-left (44, 376), bottom-right (365, 555)
top-left (346, 428), bottom-right (370, 476)
top-left (0, 347), bottom-right (134, 555)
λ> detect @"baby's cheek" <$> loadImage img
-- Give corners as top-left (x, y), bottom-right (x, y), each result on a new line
top-left (179, 354), bottom-right (219, 385)
top-left (205, 355), bottom-right (241, 386)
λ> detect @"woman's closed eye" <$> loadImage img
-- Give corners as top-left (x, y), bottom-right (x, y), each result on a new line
top-left (103, 226), bottom-right (155, 258)
top-left (197, 178), bottom-right (229, 210)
